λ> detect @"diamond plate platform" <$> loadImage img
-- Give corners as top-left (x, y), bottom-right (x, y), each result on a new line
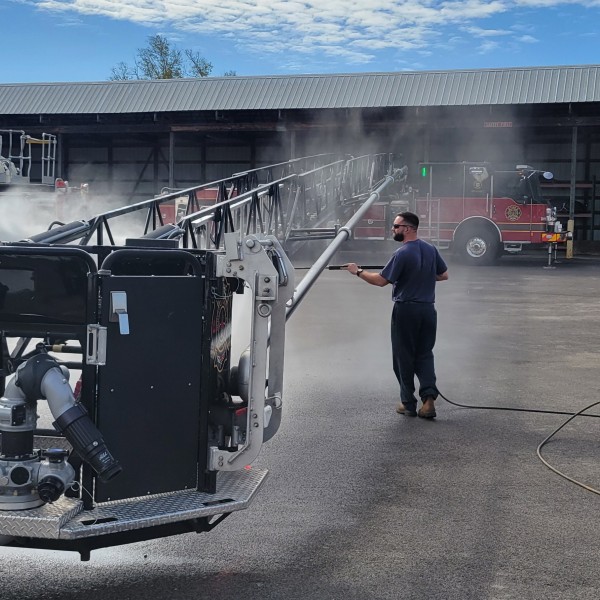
top-left (0, 468), bottom-right (268, 540)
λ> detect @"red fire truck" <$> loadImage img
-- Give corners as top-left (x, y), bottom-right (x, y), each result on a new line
top-left (353, 162), bottom-right (567, 265)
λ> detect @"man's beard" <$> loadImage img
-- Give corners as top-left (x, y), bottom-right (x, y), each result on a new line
top-left (393, 232), bottom-right (404, 242)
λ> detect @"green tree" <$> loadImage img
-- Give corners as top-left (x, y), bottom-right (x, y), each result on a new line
top-left (110, 61), bottom-right (134, 81)
top-left (110, 35), bottom-right (213, 80)
top-left (184, 49), bottom-right (212, 78)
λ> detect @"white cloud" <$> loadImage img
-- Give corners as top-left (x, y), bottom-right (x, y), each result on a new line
top-left (463, 26), bottom-right (513, 37)
top-left (477, 40), bottom-right (501, 53)
top-left (517, 34), bottom-right (538, 42)
top-left (15, 0), bottom-right (600, 68)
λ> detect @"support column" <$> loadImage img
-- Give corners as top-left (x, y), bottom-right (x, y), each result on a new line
top-left (56, 133), bottom-right (64, 180)
top-left (169, 131), bottom-right (175, 189)
top-left (566, 126), bottom-right (577, 259)
top-left (153, 136), bottom-right (160, 195)
top-left (107, 138), bottom-right (113, 195)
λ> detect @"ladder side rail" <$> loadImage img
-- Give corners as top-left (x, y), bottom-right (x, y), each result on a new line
top-left (32, 155), bottom-right (369, 248)
top-left (13, 155), bottom-right (344, 248)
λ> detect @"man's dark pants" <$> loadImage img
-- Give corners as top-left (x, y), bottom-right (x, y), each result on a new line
top-left (391, 301), bottom-right (438, 410)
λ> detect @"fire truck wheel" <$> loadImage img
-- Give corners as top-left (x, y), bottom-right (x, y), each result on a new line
top-left (456, 230), bottom-right (500, 265)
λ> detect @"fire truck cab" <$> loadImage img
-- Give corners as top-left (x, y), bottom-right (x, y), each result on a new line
top-left (414, 162), bottom-right (566, 265)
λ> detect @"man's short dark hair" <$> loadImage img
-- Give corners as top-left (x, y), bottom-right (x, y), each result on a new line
top-left (397, 211), bottom-right (419, 229)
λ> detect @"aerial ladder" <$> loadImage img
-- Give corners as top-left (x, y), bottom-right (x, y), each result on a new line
top-left (0, 152), bottom-right (405, 560)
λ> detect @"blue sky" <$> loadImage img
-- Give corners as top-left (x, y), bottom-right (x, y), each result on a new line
top-left (2, 0), bottom-right (600, 83)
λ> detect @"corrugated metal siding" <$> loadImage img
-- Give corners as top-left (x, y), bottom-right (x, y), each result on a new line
top-left (2, 66), bottom-right (600, 115)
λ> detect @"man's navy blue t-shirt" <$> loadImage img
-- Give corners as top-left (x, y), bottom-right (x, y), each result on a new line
top-left (380, 239), bottom-right (447, 303)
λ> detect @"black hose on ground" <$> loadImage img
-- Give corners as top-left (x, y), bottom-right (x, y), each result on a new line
top-left (436, 389), bottom-right (600, 496)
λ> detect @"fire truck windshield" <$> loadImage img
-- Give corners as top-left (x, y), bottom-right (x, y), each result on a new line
top-left (493, 170), bottom-right (548, 205)
top-left (526, 173), bottom-right (548, 205)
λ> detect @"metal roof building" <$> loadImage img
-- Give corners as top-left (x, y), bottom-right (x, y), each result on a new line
top-left (2, 65), bottom-right (600, 114)
top-left (1, 65), bottom-right (600, 243)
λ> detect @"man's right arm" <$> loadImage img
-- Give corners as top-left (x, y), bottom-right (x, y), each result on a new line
top-left (344, 262), bottom-right (389, 286)
top-left (436, 271), bottom-right (449, 281)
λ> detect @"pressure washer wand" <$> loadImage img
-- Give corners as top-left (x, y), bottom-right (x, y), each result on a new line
top-left (327, 265), bottom-right (385, 270)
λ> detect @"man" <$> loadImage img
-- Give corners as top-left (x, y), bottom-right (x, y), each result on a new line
top-left (346, 211), bottom-right (448, 419)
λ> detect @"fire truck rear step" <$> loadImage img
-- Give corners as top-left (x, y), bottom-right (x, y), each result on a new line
top-left (0, 468), bottom-right (267, 540)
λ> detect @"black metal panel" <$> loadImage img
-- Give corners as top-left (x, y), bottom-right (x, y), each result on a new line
top-left (0, 247), bottom-right (95, 330)
top-left (95, 274), bottom-right (205, 502)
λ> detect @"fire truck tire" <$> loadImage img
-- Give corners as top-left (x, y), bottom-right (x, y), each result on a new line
top-left (455, 230), bottom-right (500, 266)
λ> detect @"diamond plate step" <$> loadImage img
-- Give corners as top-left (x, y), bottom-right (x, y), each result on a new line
top-left (0, 468), bottom-right (268, 540)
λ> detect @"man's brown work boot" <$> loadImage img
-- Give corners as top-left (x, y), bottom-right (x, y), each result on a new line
top-left (396, 403), bottom-right (417, 417)
top-left (418, 397), bottom-right (436, 419)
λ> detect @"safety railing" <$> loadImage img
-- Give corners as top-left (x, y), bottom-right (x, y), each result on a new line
top-left (0, 130), bottom-right (57, 185)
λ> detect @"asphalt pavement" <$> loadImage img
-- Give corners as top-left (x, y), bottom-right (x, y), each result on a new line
top-left (2, 250), bottom-right (600, 599)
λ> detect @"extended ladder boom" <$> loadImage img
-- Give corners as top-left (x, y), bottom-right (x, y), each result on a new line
top-left (0, 153), bottom-right (404, 560)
